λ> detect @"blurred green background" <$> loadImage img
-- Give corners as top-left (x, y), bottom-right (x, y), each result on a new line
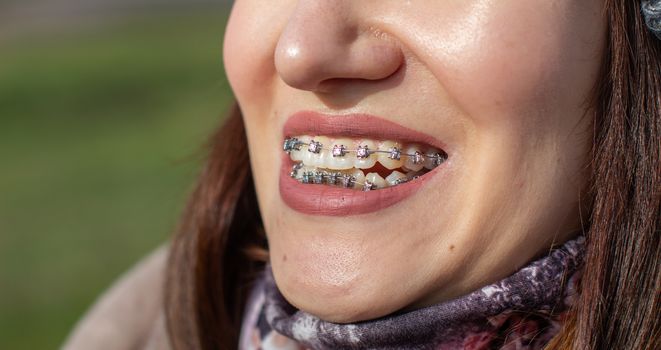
top-left (0, 1), bottom-right (233, 348)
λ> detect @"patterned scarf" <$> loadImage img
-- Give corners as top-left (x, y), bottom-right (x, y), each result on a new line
top-left (239, 237), bottom-right (584, 350)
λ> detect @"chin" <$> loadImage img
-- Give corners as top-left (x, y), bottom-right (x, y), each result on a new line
top-left (277, 287), bottom-right (398, 324)
top-left (270, 257), bottom-right (413, 323)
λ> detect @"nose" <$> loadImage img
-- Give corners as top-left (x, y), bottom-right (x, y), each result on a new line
top-left (274, 2), bottom-right (404, 92)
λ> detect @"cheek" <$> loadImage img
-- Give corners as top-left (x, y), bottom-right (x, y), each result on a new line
top-left (419, 1), bottom-right (603, 125)
top-left (223, 2), bottom-right (293, 219)
top-left (223, 1), bottom-right (285, 106)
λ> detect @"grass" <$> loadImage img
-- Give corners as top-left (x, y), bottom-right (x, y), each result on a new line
top-left (0, 9), bottom-right (232, 349)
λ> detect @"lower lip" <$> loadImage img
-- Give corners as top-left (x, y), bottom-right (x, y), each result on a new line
top-left (279, 155), bottom-right (437, 216)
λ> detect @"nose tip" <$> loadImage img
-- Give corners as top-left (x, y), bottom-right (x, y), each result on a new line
top-left (274, 11), bottom-right (403, 92)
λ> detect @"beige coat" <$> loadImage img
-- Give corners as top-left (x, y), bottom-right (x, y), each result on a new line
top-left (63, 246), bottom-right (172, 350)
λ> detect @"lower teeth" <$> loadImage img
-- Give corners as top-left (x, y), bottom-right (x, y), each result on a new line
top-left (290, 163), bottom-right (428, 191)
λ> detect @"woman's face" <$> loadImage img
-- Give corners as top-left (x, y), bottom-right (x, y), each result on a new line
top-left (224, 1), bottom-right (605, 322)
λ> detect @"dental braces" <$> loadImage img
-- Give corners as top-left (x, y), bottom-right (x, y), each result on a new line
top-left (288, 163), bottom-right (416, 191)
top-left (283, 137), bottom-right (447, 167)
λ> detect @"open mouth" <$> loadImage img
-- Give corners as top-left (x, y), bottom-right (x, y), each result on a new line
top-left (278, 112), bottom-right (450, 216)
top-left (284, 135), bottom-right (447, 191)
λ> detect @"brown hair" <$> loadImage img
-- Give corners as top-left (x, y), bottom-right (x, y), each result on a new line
top-left (561, 1), bottom-right (660, 349)
top-left (164, 1), bottom-right (660, 349)
top-left (165, 108), bottom-right (266, 349)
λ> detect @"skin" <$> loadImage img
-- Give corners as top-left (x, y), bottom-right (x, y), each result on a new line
top-left (223, 1), bottom-right (605, 323)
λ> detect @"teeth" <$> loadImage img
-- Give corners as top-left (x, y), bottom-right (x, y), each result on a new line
top-left (338, 174), bottom-right (354, 188)
top-left (290, 135), bottom-right (312, 162)
top-left (402, 145), bottom-right (425, 172)
top-left (294, 165), bottom-right (313, 183)
top-left (290, 136), bottom-right (445, 172)
top-left (385, 170), bottom-right (407, 186)
top-left (377, 141), bottom-right (404, 170)
top-left (312, 171), bottom-right (325, 184)
top-left (324, 138), bottom-right (354, 170)
top-left (424, 148), bottom-right (444, 169)
top-left (304, 136), bottom-right (330, 167)
top-left (365, 172), bottom-right (387, 190)
top-left (287, 135), bottom-right (446, 190)
top-left (354, 140), bottom-right (378, 169)
top-left (301, 171), bottom-right (314, 184)
top-left (334, 169), bottom-right (359, 189)
top-left (406, 169), bottom-right (423, 181)
top-left (290, 163), bottom-right (304, 178)
top-left (325, 171), bottom-right (341, 185)
top-left (349, 168), bottom-right (366, 190)
top-left (292, 167), bottom-right (426, 190)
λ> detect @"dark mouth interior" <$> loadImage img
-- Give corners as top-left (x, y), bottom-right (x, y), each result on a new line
top-left (364, 162), bottom-right (400, 178)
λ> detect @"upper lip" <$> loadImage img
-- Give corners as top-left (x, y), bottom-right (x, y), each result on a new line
top-left (282, 111), bottom-right (448, 151)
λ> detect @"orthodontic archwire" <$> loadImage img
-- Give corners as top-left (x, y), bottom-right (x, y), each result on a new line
top-left (288, 162), bottom-right (413, 191)
top-left (283, 137), bottom-right (447, 191)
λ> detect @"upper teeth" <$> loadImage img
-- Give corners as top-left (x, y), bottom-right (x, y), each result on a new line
top-left (285, 135), bottom-right (446, 171)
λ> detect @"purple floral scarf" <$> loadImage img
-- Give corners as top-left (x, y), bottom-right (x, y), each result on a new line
top-left (239, 237), bottom-right (584, 350)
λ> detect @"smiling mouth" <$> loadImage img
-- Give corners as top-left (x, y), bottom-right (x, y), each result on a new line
top-left (284, 136), bottom-right (447, 191)
top-left (278, 112), bottom-right (450, 216)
